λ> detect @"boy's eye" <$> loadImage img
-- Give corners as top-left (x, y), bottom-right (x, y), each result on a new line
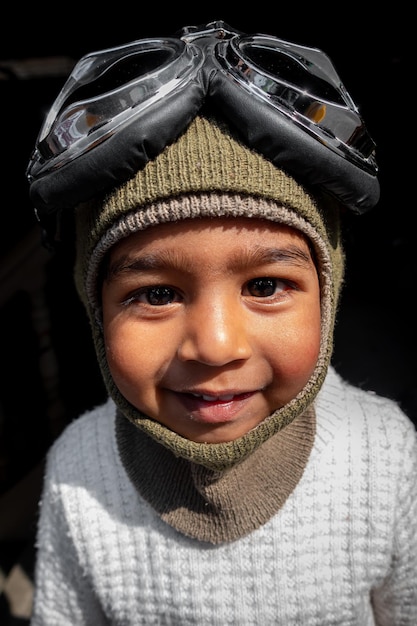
top-left (246, 277), bottom-right (286, 297)
top-left (129, 286), bottom-right (180, 306)
top-left (147, 286), bottom-right (176, 305)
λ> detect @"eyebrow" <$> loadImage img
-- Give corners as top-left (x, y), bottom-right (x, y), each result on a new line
top-left (105, 244), bottom-right (314, 281)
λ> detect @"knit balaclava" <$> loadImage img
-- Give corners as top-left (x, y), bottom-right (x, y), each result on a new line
top-left (74, 115), bottom-right (344, 542)
top-left (75, 114), bottom-right (344, 465)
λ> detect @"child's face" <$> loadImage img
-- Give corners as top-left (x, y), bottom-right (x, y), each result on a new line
top-left (102, 216), bottom-right (321, 443)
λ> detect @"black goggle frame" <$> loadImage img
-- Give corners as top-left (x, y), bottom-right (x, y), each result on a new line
top-left (26, 21), bottom-right (380, 244)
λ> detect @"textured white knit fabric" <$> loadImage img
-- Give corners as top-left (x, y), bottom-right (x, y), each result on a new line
top-left (30, 367), bottom-right (417, 625)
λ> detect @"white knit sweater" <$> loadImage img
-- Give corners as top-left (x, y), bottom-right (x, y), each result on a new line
top-left (30, 367), bottom-right (417, 625)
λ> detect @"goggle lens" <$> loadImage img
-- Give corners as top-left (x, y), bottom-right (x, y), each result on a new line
top-left (36, 38), bottom-right (201, 164)
top-left (216, 35), bottom-right (375, 164)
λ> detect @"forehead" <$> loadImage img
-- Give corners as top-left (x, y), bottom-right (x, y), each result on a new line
top-left (108, 216), bottom-right (311, 258)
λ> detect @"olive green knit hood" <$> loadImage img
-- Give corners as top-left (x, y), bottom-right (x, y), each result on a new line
top-left (74, 115), bottom-right (344, 471)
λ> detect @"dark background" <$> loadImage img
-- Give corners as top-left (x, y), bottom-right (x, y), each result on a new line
top-left (0, 5), bottom-right (413, 622)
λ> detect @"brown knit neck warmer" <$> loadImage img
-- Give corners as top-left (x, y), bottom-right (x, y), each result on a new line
top-left (116, 405), bottom-right (316, 543)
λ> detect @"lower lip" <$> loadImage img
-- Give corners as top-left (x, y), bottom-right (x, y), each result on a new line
top-left (176, 392), bottom-right (255, 424)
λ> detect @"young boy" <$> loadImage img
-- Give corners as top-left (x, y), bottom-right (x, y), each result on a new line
top-left (27, 22), bottom-right (417, 625)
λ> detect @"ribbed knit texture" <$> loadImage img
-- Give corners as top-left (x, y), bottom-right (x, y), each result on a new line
top-left (74, 116), bottom-right (331, 286)
top-left (30, 367), bottom-right (417, 625)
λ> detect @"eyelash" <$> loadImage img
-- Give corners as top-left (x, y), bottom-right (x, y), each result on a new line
top-left (122, 277), bottom-right (296, 307)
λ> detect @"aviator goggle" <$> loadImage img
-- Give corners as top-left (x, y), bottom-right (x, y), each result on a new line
top-left (26, 20), bottom-right (380, 242)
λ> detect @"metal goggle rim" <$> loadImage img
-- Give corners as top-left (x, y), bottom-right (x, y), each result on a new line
top-left (27, 22), bottom-right (376, 182)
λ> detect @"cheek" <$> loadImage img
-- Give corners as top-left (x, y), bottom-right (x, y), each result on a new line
top-left (264, 304), bottom-right (322, 395)
top-left (103, 322), bottom-right (166, 400)
top-left (284, 328), bottom-right (321, 378)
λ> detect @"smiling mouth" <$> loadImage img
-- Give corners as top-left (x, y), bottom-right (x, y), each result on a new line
top-left (174, 390), bottom-right (257, 424)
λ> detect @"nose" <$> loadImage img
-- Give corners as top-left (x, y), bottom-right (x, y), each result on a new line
top-left (177, 296), bottom-right (252, 366)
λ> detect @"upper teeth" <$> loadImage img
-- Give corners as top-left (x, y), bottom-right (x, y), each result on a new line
top-left (192, 393), bottom-right (234, 402)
